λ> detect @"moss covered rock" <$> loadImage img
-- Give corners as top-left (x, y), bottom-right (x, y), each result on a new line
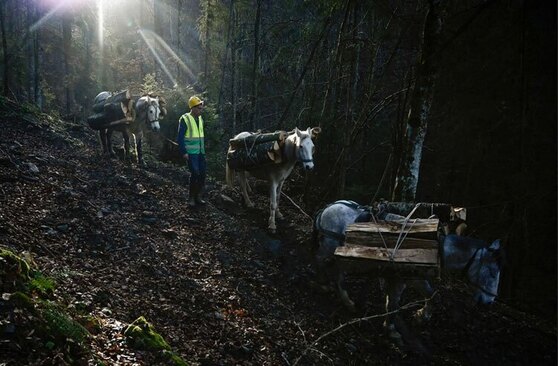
top-left (124, 316), bottom-right (188, 365)
top-left (124, 316), bottom-right (171, 351)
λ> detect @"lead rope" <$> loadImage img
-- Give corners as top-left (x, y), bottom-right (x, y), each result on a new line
top-left (390, 203), bottom-right (421, 260)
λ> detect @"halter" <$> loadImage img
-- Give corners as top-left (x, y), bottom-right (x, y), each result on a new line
top-left (144, 102), bottom-right (160, 125)
top-left (462, 247), bottom-right (500, 299)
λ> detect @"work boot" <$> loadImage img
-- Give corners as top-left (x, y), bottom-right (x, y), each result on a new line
top-left (195, 184), bottom-right (207, 205)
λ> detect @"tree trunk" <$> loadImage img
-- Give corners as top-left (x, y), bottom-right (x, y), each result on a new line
top-left (62, 14), bottom-right (73, 114)
top-left (218, 0), bottom-right (234, 131)
top-left (392, 0), bottom-right (445, 202)
top-left (0, 1), bottom-right (9, 96)
top-left (249, 0), bottom-right (262, 131)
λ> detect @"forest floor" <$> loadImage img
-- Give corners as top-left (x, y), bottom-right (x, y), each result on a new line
top-left (0, 101), bottom-right (556, 365)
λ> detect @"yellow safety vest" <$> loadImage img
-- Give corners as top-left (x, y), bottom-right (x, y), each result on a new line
top-left (180, 113), bottom-right (205, 154)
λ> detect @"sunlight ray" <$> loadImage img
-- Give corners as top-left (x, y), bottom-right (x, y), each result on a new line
top-left (30, 0), bottom-right (69, 33)
top-left (137, 28), bottom-right (179, 88)
top-left (148, 30), bottom-right (197, 83)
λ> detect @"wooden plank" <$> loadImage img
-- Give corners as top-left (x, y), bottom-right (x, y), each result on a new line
top-left (344, 235), bottom-right (438, 249)
top-left (380, 202), bottom-right (466, 223)
top-left (334, 245), bottom-right (438, 264)
top-left (346, 218), bottom-right (439, 234)
top-left (336, 256), bottom-right (440, 279)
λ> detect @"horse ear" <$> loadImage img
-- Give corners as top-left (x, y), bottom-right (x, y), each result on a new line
top-left (311, 127), bottom-right (322, 139)
top-left (488, 239), bottom-right (501, 251)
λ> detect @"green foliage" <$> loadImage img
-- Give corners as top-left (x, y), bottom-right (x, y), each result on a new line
top-left (28, 270), bottom-right (56, 296)
top-left (141, 73), bottom-right (164, 96)
top-left (41, 301), bottom-right (90, 344)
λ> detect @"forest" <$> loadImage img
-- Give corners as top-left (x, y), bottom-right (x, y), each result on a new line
top-left (0, 0), bottom-right (556, 365)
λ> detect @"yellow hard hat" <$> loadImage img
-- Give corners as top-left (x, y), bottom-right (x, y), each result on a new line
top-left (188, 96), bottom-right (203, 109)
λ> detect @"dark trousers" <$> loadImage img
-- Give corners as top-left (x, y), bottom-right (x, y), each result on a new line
top-left (187, 153), bottom-right (206, 194)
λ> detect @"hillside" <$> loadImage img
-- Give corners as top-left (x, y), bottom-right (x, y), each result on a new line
top-left (0, 100), bottom-right (555, 365)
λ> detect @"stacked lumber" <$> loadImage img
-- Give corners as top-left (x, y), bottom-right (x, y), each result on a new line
top-left (335, 218), bottom-right (440, 279)
top-left (87, 90), bottom-right (134, 130)
top-left (227, 131), bottom-right (287, 170)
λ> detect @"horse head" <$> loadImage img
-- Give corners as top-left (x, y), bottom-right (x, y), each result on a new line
top-left (444, 234), bottom-right (504, 305)
top-left (468, 239), bottom-right (504, 305)
top-left (293, 127), bottom-right (320, 171)
top-left (136, 95), bottom-right (163, 132)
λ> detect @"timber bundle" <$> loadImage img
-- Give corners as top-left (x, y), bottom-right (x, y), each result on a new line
top-left (227, 131), bottom-right (287, 170)
top-left (335, 216), bottom-right (441, 279)
top-left (86, 90), bottom-right (135, 130)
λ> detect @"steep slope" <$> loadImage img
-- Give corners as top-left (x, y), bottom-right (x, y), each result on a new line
top-left (0, 100), bottom-right (555, 365)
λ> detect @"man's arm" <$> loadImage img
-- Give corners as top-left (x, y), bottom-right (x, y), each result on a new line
top-left (177, 118), bottom-right (189, 160)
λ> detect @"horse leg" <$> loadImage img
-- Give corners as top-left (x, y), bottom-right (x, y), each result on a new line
top-left (106, 129), bottom-right (116, 157)
top-left (136, 131), bottom-right (145, 167)
top-left (409, 280), bottom-right (434, 323)
top-left (275, 180), bottom-right (285, 220)
top-left (268, 181), bottom-right (279, 232)
top-left (238, 172), bottom-right (254, 208)
top-left (384, 279), bottom-right (406, 340)
top-left (122, 129), bottom-right (131, 163)
top-left (99, 129), bottom-right (108, 155)
top-left (337, 271), bottom-right (356, 312)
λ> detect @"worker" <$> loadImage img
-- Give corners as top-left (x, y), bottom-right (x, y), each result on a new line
top-left (177, 96), bottom-right (206, 206)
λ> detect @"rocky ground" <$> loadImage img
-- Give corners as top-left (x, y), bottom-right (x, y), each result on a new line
top-left (0, 99), bottom-right (556, 365)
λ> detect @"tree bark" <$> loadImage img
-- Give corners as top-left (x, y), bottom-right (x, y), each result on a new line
top-left (62, 14), bottom-right (74, 114)
top-left (392, 0), bottom-right (445, 202)
top-left (249, 0), bottom-right (262, 131)
top-left (0, 1), bottom-right (9, 96)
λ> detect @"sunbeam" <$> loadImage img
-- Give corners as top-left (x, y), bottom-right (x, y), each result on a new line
top-left (137, 28), bottom-right (180, 88)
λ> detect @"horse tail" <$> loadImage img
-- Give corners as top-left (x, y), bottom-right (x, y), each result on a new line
top-left (225, 159), bottom-right (235, 188)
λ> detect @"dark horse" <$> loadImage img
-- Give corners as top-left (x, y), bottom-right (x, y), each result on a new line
top-left (314, 200), bottom-right (504, 339)
top-left (93, 92), bottom-right (166, 167)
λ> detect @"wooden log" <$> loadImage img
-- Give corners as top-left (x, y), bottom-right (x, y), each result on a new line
top-left (380, 202), bottom-right (466, 222)
top-left (229, 131), bottom-right (287, 148)
top-left (105, 89), bottom-right (131, 104)
top-left (121, 99), bottom-right (135, 120)
top-left (346, 218), bottom-right (439, 235)
top-left (92, 90), bottom-right (131, 113)
top-left (335, 244), bottom-right (438, 264)
top-left (345, 234), bottom-right (438, 249)
top-left (227, 140), bottom-right (279, 170)
top-left (87, 113), bottom-right (108, 130)
top-left (335, 254), bottom-right (440, 279)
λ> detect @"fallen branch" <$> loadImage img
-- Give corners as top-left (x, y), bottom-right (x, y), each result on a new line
top-left (280, 191), bottom-right (312, 221)
top-left (292, 292), bottom-right (437, 366)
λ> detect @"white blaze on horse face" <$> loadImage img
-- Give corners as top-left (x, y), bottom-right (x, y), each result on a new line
top-left (147, 104), bottom-right (161, 131)
top-left (299, 135), bottom-right (315, 170)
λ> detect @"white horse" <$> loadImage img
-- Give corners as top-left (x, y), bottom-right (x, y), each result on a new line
top-left (94, 92), bottom-right (166, 167)
top-left (313, 200), bottom-right (504, 339)
top-left (226, 127), bottom-right (321, 233)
